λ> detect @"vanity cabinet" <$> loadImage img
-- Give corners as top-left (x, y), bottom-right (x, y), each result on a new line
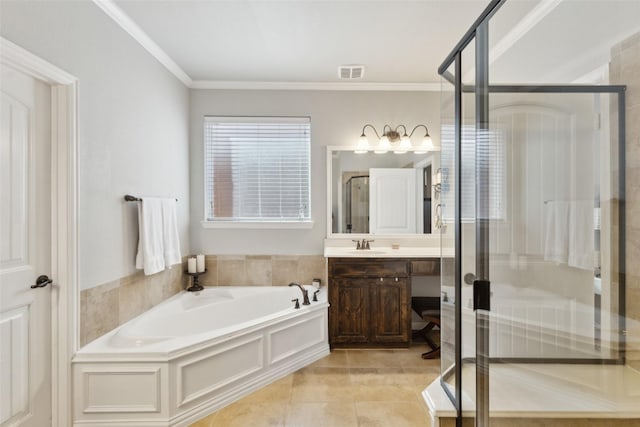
top-left (370, 276), bottom-right (410, 344)
top-left (329, 278), bottom-right (371, 344)
top-left (328, 258), bottom-right (412, 348)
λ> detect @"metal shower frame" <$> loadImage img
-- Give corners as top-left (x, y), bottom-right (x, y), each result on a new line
top-left (436, 1), bottom-right (627, 425)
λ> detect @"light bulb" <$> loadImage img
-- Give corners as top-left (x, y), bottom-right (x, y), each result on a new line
top-left (394, 135), bottom-right (412, 154)
top-left (355, 135), bottom-right (369, 153)
top-left (414, 134), bottom-right (434, 154)
top-left (375, 135), bottom-right (390, 154)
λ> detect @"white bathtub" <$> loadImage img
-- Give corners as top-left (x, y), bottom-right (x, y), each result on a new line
top-left (455, 283), bottom-right (599, 359)
top-left (72, 285), bottom-right (329, 427)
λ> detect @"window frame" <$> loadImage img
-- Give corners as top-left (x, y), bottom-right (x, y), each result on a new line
top-left (201, 116), bottom-right (313, 229)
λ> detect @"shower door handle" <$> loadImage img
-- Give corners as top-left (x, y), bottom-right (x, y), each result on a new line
top-left (473, 279), bottom-right (491, 311)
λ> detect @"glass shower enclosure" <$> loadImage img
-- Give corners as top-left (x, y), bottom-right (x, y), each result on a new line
top-left (438, 1), bottom-right (627, 425)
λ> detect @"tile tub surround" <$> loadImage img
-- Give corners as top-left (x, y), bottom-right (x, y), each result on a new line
top-left (611, 30), bottom-right (640, 373)
top-left (189, 346), bottom-right (439, 427)
top-left (196, 255), bottom-right (327, 287)
top-left (80, 260), bottom-right (188, 347)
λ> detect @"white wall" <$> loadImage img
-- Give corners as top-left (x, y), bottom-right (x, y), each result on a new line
top-left (190, 89), bottom-right (440, 255)
top-left (1, 1), bottom-right (191, 290)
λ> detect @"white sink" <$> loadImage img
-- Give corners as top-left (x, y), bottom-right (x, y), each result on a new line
top-left (323, 245), bottom-right (442, 258)
top-left (348, 250), bottom-right (387, 255)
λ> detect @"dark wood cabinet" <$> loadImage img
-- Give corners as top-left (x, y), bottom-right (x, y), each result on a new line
top-left (410, 259), bottom-right (440, 276)
top-left (329, 278), bottom-right (370, 344)
top-left (328, 258), bottom-right (412, 348)
top-left (370, 277), bottom-right (410, 343)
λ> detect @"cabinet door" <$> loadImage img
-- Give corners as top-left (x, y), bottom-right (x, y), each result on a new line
top-left (370, 277), bottom-right (411, 344)
top-left (369, 168), bottom-right (416, 234)
top-left (329, 278), bottom-right (370, 345)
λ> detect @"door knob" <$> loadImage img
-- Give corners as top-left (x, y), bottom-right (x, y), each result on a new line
top-left (464, 273), bottom-right (476, 285)
top-left (31, 275), bottom-right (52, 289)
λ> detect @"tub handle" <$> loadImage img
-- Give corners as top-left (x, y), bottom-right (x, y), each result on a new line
top-left (291, 298), bottom-right (300, 309)
top-left (313, 290), bottom-right (320, 302)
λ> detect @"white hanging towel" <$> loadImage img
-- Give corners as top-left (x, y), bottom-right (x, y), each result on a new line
top-left (161, 198), bottom-right (182, 268)
top-left (568, 200), bottom-right (594, 270)
top-left (543, 201), bottom-right (570, 264)
top-left (135, 197), bottom-right (181, 275)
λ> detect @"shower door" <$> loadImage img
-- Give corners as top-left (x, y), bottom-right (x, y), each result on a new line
top-left (438, 2), bottom-right (626, 425)
top-left (480, 85), bottom-right (626, 419)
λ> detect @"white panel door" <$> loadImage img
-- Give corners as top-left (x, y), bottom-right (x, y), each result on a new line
top-left (369, 168), bottom-right (416, 234)
top-left (0, 65), bottom-right (52, 426)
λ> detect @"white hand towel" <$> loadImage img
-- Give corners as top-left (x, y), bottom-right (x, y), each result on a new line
top-left (135, 197), bottom-right (181, 275)
top-left (161, 198), bottom-right (181, 268)
top-left (543, 201), bottom-right (570, 264)
top-left (568, 200), bottom-right (594, 270)
top-left (135, 198), bottom-right (166, 275)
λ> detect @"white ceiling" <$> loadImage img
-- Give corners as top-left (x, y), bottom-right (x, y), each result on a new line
top-left (108, 0), bottom-right (640, 87)
top-left (488, 0), bottom-right (640, 84)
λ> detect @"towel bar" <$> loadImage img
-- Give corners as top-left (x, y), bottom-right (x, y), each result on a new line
top-left (124, 194), bottom-right (178, 202)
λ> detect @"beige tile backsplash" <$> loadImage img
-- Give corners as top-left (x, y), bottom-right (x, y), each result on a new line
top-left (200, 255), bottom-right (326, 287)
top-left (80, 255), bottom-right (326, 347)
top-left (80, 260), bottom-right (188, 347)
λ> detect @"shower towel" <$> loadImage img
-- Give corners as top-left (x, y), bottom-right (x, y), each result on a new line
top-left (135, 197), bottom-right (181, 275)
top-left (543, 201), bottom-right (570, 264)
top-left (568, 200), bottom-right (594, 270)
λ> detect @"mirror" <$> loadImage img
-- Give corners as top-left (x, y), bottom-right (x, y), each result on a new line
top-left (327, 147), bottom-right (440, 236)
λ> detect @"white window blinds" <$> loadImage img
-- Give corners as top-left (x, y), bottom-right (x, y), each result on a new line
top-left (204, 117), bottom-right (311, 222)
top-left (440, 124), bottom-right (505, 222)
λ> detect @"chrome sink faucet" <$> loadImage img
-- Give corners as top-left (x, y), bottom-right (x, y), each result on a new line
top-left (352, 239), bottom-right (374, 250)
top-left (288, 282), bottom-right (310, 305)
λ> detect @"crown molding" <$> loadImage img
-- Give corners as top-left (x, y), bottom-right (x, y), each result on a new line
top-left (190, 80), bottom-right (442, 91)
top-left (1, 37), bottom-right (77, 85)
top-left (92, 0), bottom-right (193, 87)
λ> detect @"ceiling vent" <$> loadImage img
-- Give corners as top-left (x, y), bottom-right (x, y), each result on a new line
top-left (338, 65), bottom-right (365, 80)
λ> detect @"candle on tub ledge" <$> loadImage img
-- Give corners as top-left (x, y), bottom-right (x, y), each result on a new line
top-left (196, 254), bottom-right (205, 273)
top-left (187, 257), bottom-right (197, 273)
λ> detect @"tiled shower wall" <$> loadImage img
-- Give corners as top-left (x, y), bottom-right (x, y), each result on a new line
top-left (611, 31), bottom-right (640, 372)
top-left (79, 255), bottom-right (326, 347)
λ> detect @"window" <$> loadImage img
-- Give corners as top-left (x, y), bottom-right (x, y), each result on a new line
top-left (203, 116), bottom-right (311, 227)
top-left (440, 124), bottom-right (506, 222)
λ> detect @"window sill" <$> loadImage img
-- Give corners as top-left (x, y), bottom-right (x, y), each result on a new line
top-left (200, 220), bottom-right (314, 230)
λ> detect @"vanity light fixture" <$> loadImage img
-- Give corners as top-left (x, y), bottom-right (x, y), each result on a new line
top-left (357, 124), bottom-right (434, 154)
top-left (410, 124), bottom-right (434, 154)
top-left (356, 124), bottom-right (379, 153)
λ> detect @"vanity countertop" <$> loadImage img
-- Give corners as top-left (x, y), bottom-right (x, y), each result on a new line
top-left (323, 246), bottom-right (445, 258)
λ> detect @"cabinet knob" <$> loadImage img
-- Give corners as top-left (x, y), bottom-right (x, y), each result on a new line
top-left (380, 277), bottom-right (383, 282)
top-left (395, 277), bottom-right (398, 282)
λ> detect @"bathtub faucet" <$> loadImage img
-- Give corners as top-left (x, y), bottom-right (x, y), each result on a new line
top-left (289, 282), bottom-right (310, 305)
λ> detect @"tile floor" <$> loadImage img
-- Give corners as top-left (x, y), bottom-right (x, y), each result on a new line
top-left (189, 344), bottom-right (439, 427)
